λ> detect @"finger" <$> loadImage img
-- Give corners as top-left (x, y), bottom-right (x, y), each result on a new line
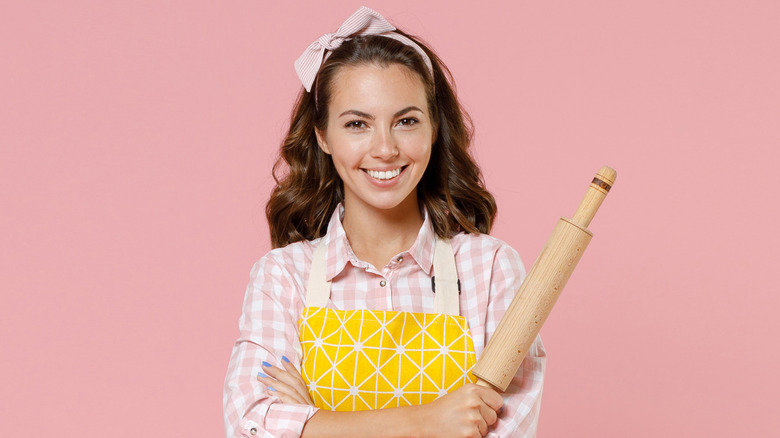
top-left (256, 374), bottom-right (283, 397)
top-left (260, 361), bottom-right (283, 379)
top-left (477, 386), bottom-right (504, 412)
top-left (260, 374), bottom-right (310, 405)
top-left (268, 386), bottom-right (308, 405)
top-left (260, 377), bottom-right (308, 404)
top-left (257, 371), bottom-right (306, 404)
top-left (265, 359), bottom-right (313, 404)
top-left (280, 356), bottom-right (313, 402)
top-left (479, 401), bottom-right (498, 427)
top-left (280, 356), bottom-right (306, 386)
top-left (477, 414), bottom-right (488, 437)
top-left (262, 360), bottom-right (296, 385)
top-left (261, 361), bottom-right (304, 392)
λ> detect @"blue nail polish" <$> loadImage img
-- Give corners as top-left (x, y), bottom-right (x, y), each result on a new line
top-left (257, 372), bottom-right (268, 378)
top-left (262, 361), bottom-right (272, 368)
top-left (282, 355), bottom-right (290, 363)
top-left (267, 386), bottom-right (276, 392)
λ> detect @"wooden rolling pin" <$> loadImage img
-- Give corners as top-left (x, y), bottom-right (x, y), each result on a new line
top-left (473, 166), bottom-right (617, 391)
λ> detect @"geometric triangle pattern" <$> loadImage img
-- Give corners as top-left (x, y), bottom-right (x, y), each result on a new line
top-left (299, 307), bottom-right (477, 411)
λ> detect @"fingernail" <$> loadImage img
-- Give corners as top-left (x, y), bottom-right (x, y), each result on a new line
top-left (261, 361), bottom-right (272, 368)
top-left (267, 386), bottom-right (276, 392)
top-left (282, 355), bottom-right (290, 363)
top-left (257, 372), bottom-right (268, 378)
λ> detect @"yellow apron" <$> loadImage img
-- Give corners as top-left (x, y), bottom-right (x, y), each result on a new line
top-left (299, 238), bottom-right (477, 411)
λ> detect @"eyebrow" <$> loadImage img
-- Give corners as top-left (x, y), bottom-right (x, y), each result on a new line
top-left (338, 106), bottom-right (424, 119)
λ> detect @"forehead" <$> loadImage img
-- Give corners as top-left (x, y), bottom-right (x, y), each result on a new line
top-left (327, 63), bottom-right (428, 113)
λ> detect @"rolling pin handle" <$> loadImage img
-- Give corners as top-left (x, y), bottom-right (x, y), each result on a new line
top-left (571, 166), bottom-right (617, 228)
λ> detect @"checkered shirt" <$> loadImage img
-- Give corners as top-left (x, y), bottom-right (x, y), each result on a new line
top-left (224, 207), bottom-right (546, 437)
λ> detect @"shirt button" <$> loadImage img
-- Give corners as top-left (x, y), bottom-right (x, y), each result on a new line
top-left (396, 256), bottom-right (403, 263)
top-left (250, 428), bottom-right (257, 435)
top-left (379, 280), bottom-right (387, 287)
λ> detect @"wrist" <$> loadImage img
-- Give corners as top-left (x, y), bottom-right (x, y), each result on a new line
top-left (303, 405), bottom-right (430, 438)
top-left (393, 404), bottom-right (430, 438)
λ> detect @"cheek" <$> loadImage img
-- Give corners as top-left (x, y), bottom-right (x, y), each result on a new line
top-left (326, 136), bottom-right (363, 169)
top-left (411, 133), bottom-right (434, 162)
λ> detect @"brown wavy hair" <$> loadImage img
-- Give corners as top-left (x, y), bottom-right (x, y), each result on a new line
top-left (266, 31), bottom-right (497, 248)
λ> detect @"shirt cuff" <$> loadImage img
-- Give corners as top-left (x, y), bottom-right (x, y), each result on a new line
top-left (241, 402), bottom-right (318, 438)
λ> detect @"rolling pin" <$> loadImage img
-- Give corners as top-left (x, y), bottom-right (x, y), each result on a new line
top-left (473, 166), bottom-right (617, 391)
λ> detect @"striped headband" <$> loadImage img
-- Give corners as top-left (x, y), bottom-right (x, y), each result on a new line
top-left (294, 6), bottom-right (434, 92)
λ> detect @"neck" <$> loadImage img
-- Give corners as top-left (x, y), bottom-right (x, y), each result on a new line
top-left (342, 196), bottom-right (424, 269)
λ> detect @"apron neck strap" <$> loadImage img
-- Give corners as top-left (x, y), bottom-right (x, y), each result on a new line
top-left (432, 238), bottom-right (460, 316)
top-left (305, 237), bottom-right (460, 316)
top-left (305, 240), bottom-right (331, 308)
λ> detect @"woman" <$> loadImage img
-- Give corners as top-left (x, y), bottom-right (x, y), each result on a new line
top-left (224, 7), bottom-right (545, 437)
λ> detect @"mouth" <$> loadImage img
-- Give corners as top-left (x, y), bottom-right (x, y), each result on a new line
top-left (363, 166), bottom-right (407, 181)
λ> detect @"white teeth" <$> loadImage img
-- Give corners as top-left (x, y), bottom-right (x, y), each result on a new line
top-left (366, 168), bottom-right (402, 180)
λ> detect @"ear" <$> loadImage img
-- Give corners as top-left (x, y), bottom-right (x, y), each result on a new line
top-left (315, 128), bottom-right (331, 155)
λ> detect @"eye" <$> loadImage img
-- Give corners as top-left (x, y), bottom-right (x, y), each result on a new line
top-left (345, 120), bottom-right (367, 129)
top-left (396, 118), bottom-right (419, 127)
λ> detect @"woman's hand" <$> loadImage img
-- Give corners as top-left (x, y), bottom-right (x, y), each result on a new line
top-left (257, 356), bottom-right (315, 406)
top-left (416, 383), bottom-right (503, 438)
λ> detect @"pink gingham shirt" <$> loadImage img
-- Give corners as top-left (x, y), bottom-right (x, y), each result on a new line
top-left (224, 206), bottom-right (546, 437)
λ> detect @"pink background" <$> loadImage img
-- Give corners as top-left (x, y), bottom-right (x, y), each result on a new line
top-left (2, 1), bottom-right (778, 436)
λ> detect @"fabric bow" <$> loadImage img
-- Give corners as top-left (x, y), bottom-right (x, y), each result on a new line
top-left (294, 6), bottom-right (432, 92)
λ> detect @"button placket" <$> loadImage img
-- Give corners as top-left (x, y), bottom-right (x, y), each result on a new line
top-left (377, 272), bottom-right (393, 309)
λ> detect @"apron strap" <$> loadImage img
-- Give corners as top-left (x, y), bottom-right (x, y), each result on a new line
top-left (304, 237), bottom-right (460, 316)
top-left (305, 239), bottom-right (331, 308)
top-left (432, 238), bottom-right (460, 316)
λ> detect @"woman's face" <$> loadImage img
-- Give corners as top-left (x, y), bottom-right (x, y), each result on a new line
top-left (316, 63), bottom-right (433, 217)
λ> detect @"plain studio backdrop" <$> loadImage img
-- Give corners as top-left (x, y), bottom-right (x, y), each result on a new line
top-left (1, 1), bottom-right (778, 436)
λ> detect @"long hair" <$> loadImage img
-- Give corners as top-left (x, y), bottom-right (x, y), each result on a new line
top-left (266, 31), bottom-right (497, 248)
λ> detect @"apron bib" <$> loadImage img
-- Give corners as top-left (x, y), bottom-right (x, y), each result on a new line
top-left (299, 238), bottom-right (477, 412)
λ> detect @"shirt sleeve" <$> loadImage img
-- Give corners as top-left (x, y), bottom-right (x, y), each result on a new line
top-left (484, 243), bottom-right (547, 438)
top-left (223, 252), bottom-right (319, 438)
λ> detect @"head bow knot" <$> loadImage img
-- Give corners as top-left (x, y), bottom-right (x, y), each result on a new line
top-left (294, 6), bottom-right (433, 92)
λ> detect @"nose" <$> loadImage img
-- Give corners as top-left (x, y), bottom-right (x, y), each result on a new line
top-left (370, 129), bottom-right (399, 160)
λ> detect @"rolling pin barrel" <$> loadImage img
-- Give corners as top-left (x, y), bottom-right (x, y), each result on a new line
top-left (473, 166), bottom-right (616, 391)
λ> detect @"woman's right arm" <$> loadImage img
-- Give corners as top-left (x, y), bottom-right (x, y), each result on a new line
top-left (223, 252), bottom-right (317, 438)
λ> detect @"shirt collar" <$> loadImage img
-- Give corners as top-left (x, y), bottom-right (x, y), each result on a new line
top-left (322, 204), bottom-right (437, 280)
top-left (406, 208), bottom-right (436, 274)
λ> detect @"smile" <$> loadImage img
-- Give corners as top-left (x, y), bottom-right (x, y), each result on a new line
top-left (364, 167), bottom-right (405, 181)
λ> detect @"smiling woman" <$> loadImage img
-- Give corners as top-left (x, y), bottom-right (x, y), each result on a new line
top-left (223, 6), bottom-right (545, 438)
